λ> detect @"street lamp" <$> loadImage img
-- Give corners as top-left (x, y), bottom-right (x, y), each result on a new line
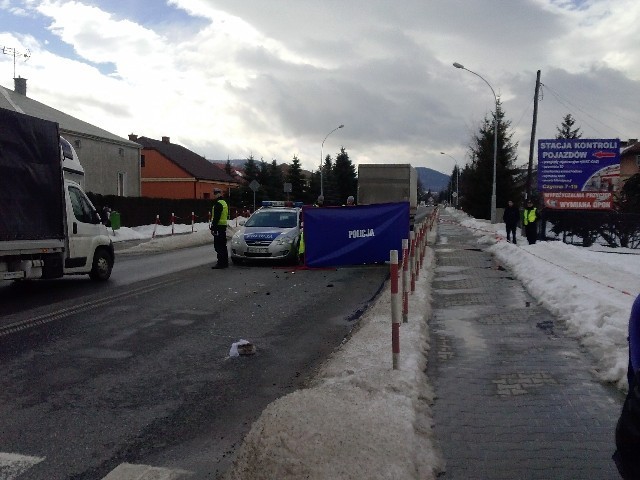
top-left (453, 62), bottom-right (498, 223)
top-left (440, 152), bottom-right (459, 208)
top-left (320, 124), bottom-right (344, 198)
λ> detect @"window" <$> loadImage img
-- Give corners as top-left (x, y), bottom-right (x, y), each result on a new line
top-left (68, 185), bottom-right (95, 224)
top-left (60, 137), bottom-right (74, 160)
top-left (140, 154), bottom-right (145, 168)
top-left (117, 172), bottom-right (126, 196)
top-left (74, 139), bottom-right (81, 148)
top-left (118, 147), bottom-right (124, 157)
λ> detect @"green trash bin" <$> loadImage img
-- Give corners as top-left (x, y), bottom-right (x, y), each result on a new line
top-left (109, 211), bottom-right (121, 230)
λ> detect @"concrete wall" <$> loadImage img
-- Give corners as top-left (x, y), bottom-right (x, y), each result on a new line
top-left (61, 132), bottom-right (141, 197)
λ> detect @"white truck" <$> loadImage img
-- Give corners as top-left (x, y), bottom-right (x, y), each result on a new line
top-left (0, 107), bottom-right (114, 281)
top-left (357, 163), bottom-right (418, 225)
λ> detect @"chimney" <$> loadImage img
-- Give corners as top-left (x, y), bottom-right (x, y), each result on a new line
top-left (162, 136), bottom-right (170, 144)
top-left (14, 77), bottom-right (27, 96)
top-left (128, 133), bottom-right (138, 141)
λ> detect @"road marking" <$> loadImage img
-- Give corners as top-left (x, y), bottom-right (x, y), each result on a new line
top-left (101, 463), bottom-right (192, 479)
top-left (0, 278), bottom-right (181, 338)
top-left (0, 452), bottom-right (45, 480)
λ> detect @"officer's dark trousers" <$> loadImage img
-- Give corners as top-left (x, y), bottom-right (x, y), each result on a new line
top-left (213, 227), bottom-right (228, 266)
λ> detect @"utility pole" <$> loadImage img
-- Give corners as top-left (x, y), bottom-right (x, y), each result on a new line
top-left (526, 70), bottom-right (541, 200)
top-left (1, 46), bottom-right (31, 78)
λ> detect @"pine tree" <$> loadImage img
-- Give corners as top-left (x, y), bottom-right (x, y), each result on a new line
top-left (243, 155), bottom-right (259, 183)
top-left (555, 114), bottom-right (582, 139)
top-left (460, 98), bottom-right (519, 219)
top-left (267, 159), bottom-right (284, 200)
top-left (321, 155), bottom-right (336, 205)
top-left (333, 147), bottom-right (357, 204)
top-left (286, 155), bottom-right (307, 202)
top-left (225, 159), bottom-right (233, 176)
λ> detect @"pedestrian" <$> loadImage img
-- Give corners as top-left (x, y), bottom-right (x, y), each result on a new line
top-left (210, 188), bottom-right (229, 269)
top-left (346, 195), bottom-right (355, 206)
top-left (503, 200), bottom-right (519, 244)
top-left (613, 294), bottom-right (640, 479)
top-left (102, 206), bottom-right (112, 227)
top-left (314, 195), bottom-right (324, 207)
top-left (522, 199), bottom-right (538, 245)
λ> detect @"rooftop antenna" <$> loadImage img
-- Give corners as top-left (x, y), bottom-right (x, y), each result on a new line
top-left (1, 46), bottom-right (31, 78)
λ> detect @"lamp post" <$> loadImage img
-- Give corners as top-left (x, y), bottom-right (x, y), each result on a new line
top-left (440, 152), bottom-right (459, 208)
top-left (453, 62), bottom-right (498, 223)
top-left (320, 124), bottom-right (344, 198)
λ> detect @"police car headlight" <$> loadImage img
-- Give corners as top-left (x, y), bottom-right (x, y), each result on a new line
top-left (275, 235), bottom-right (295, 246)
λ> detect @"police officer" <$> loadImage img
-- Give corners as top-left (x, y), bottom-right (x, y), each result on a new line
top-left (522, 199), bottom-right (538, 245)
top-left (210, 188), bottom-right (229, 269)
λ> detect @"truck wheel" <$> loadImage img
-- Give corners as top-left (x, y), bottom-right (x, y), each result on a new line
top-left (90, 248), bottom-right (113, 281)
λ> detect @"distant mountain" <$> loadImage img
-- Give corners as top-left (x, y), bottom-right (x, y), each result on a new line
top-left (417, 167), bottom-right (450, 193)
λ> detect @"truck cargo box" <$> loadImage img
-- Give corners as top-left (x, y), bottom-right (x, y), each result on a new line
top-left (0, 108), bottom-right (65, 242)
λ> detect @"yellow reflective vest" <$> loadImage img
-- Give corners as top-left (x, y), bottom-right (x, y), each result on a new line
top-left (523, 207), bottom-right (537, 226)
top-left (211, 199), bottom-right (228, 226)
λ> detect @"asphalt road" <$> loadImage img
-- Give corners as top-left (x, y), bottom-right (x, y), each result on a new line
top-left (0, 252), bottom-right (388, 479)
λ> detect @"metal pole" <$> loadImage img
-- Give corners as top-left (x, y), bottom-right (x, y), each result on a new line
top-left (320, 124), bottom-right (344, 198)
top-left (453, 63), bottom-right (498, 222)
top-left (526, 70), bottom-right (541, 200)
top-left (440, 152), bottom-right (460, 209)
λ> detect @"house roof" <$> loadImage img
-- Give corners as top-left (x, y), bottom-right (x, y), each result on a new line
top-left (138, 136), bottom-right (237, 183)
top-left (622, 142), bottom-right (640, 158)
top-left (0, 83), bottom-right (139, 147)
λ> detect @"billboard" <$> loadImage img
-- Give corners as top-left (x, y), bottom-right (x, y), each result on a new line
top-left (538, 139), bottom-right (620, 210)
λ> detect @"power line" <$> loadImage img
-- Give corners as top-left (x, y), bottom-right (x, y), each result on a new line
top-left (541, 82), bottom-right (639, 138)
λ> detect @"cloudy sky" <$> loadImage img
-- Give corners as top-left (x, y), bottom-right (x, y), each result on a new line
top-left (1, 0), bottom-right (639, 175)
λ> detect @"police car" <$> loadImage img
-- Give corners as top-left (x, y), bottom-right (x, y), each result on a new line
top-left (230, 201), bottom-right (303, 265)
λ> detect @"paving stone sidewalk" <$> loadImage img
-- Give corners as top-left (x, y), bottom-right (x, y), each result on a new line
top-left (427, 212), bottom-right (625, 480)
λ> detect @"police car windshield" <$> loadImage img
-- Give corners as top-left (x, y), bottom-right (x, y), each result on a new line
top-left (246, 211), bottom-right (297, 228)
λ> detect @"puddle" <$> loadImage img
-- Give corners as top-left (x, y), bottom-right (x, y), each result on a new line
top-left (536, 320), bottom-right (555, 335)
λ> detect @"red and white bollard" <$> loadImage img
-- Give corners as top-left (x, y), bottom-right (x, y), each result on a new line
top-left (390, 249), bottom-right (400, 370)
top-left (402, 238), bottom-right (409, 324)
top-left (410, 231), bottom-right (416, 293)
top-left (151, 214), bottom-right (160, 238)
top-left (171, 212), bottom-right (175, 235)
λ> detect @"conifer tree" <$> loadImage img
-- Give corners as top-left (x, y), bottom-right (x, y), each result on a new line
top-left (286, 155), bottom-right (307, 202)
top-left (460, 98), bottom-right (519, 219)
top-left (556, 114), bottom-right (582, 139)
top-left (333, 147), bottom-right (357, 204)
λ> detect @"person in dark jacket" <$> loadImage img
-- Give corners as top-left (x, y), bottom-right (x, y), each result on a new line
top-left (210, 188), bottom-right (229, 269)
top-left (614, 294), bottom-right (640, 479)
top-left (503, 200), bottom-right (519, 244)
top-left (522, 200), bottom-right (538, 245)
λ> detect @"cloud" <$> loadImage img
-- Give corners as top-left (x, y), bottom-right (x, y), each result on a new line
top-left (0, 0), bottom-right (638, 177)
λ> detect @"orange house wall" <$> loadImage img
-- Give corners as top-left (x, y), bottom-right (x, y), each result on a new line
top-left (141, 148), bottom-right (234, 199)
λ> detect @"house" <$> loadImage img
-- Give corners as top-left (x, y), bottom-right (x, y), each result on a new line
top-left (134, 135), bottom-right (238, 199)
top-left (620, 139), bottom-right (640, 186)
top-left (0, 77), bottom-right (141, 196)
